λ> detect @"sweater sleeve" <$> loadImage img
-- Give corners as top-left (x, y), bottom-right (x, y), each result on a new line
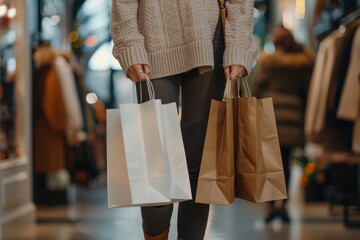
top-left (111, 0), bottom-right (149, 75)
top-left (223, 0), bottom-right (258, 73)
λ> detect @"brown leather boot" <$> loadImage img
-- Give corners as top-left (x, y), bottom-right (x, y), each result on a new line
top-left (143, 229), bottom-right (169, 240)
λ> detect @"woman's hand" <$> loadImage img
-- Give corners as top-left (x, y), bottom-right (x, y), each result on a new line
top-left (126, 64), bottom-right (150, 82)
top-left (224, 65), bottom-right (248, 97)
top-left (224, 64), bottom-right (247, 81)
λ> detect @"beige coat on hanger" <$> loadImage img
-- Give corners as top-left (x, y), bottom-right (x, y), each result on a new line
top-left (337, 26), bottom-right (360, 153)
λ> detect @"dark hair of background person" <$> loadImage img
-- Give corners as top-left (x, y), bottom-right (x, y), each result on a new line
top-left (271, 24), bottom-right (304, 53)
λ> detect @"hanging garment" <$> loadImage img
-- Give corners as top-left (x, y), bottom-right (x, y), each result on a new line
top-left (304, 29), bottom-right (344, 142)
top-left (305, 23), bottom-right (359, 153)
top-left (33, 46), bottom-right (67, 174)
top-left (337, 26), bottom-right (360, 153)
top-left (53, 56), bottom-right (84, 145)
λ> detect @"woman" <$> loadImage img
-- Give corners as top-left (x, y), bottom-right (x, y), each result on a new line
top-left (251, 25), bottom-right (314, 223)
top-left (111, 1), bottom-right (258, 239)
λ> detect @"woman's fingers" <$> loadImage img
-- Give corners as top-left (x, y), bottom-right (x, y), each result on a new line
top-left (224, 66), bottom-right (230, 79)
top-left (229, 65), bottom-right (247, 81)
top-left (143, 65), bottom-right (150, 76)
top-left (127, 64), bottom-right (150, 82)
top-left (224, 65), bottom-right (247, 81)
top-left (224, 65), bottom-right (248, 97)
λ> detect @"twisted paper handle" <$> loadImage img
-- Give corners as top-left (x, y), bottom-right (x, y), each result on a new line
top-left (137, 75), bottom-right (155, 103)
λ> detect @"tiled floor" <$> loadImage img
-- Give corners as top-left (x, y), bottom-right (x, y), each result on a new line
top-left (8, 165), bottom-right (360, 240)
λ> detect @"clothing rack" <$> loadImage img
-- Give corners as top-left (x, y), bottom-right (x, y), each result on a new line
top-left (340, 12), bottom-right (360, 227)
top-left (313, 3), bottom-right (360, 41)
top-left (339, 8), bottom-right (360, 26)
top-left (309, 9), bottom-right (360, 227)
top-left (331, 14), bottom-right (360, 226)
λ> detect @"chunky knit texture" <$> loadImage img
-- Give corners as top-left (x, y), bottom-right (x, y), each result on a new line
top-left (111, 0), bottom-right (258, 78)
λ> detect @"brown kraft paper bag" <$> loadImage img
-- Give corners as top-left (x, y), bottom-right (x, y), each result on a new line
top-left (235, 92), bottom-right (288, 203)
top-left (195, 80), bottom-right (235, 205)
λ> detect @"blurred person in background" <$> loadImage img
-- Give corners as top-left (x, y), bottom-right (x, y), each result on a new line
top-left (251, 25), bottom-right (315, 223)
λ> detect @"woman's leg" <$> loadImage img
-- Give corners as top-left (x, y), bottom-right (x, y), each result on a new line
top-left (141, 205), bottom-right (174, 236)
top-left (177, 67), bottom-right (225, 240)
top-left (138, 76), bottom-right (181, 236)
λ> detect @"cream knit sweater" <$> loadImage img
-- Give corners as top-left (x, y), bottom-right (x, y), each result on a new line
top-left (111, 0), bottom-right (258, 79)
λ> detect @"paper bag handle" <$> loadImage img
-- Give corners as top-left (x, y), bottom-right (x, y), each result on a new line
top-left (223, 75), bottom-right (233, 100)
top-left (137, 75), bottom-right (156, 103)
top-left (237, 76), bottom-right (252, 97)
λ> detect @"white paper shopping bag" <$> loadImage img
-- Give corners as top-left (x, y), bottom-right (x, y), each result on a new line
top-left (107, 80), bottom-right (191, 208)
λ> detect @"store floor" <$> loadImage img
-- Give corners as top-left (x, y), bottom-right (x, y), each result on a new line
top-left (13, 166), bottom-right (360, 240)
